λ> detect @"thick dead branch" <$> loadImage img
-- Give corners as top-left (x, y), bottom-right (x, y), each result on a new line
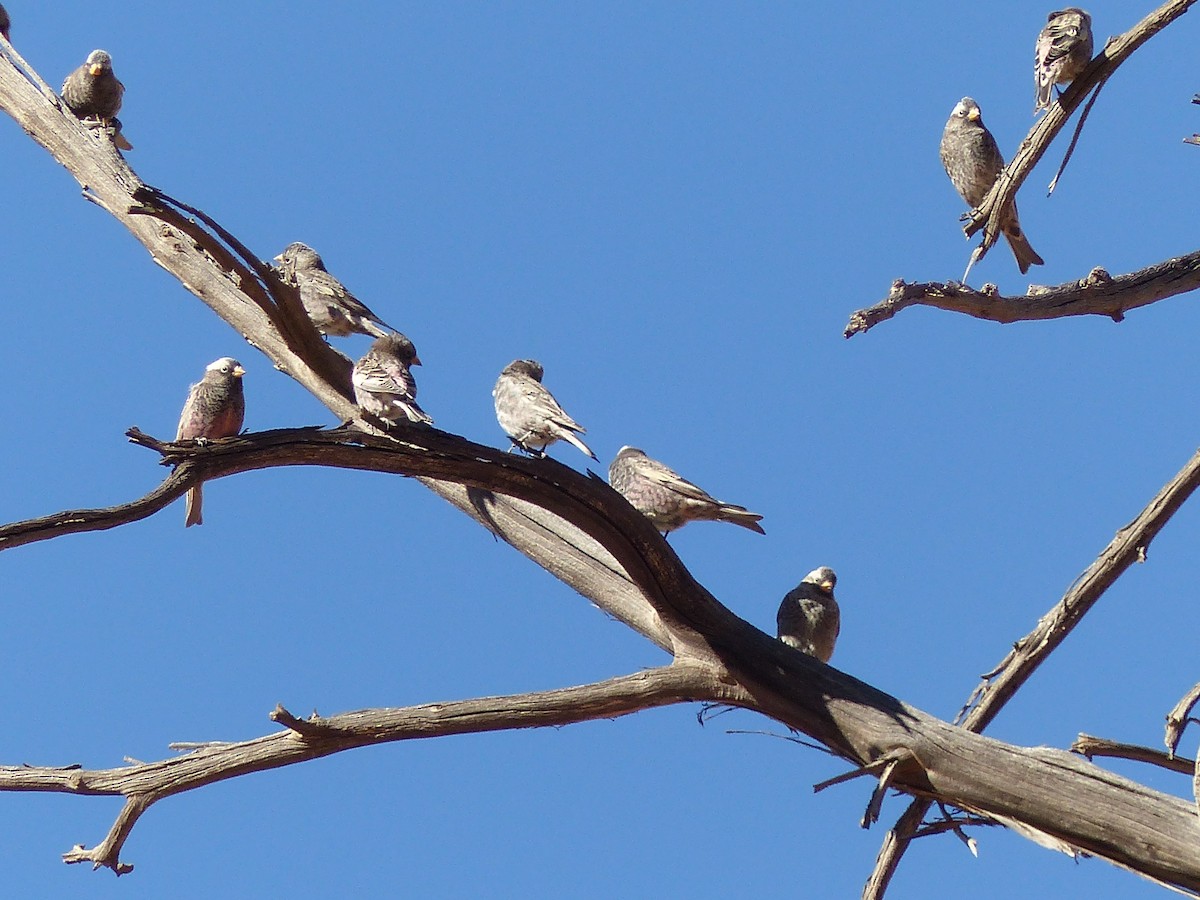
top-left (1072, 734), bottom-right (1194, 775)
top-left (845, 252), bottom-right (1200, 338)
top-left (11, 664), bottom-right (716, 875)
top-left (8, 421), bottom-right (1200, 885)
top-left (0, 40), bottom-right (684, 678)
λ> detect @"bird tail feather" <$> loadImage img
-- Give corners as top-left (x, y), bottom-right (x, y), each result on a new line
top-left (718, 505), bottom-right (765, 535)
top-left (560, 429), bottom-right (597, 461)
top-left (1004, 223), bottom-right (1044, 274)
top-left (185, 484), bottom-right (203, 527)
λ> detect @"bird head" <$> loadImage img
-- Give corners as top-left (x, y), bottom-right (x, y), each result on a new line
top-left (275, 242), bottom-right (325, 272)
top-left (378, 332), bottom-right (421, 367)
top-left (802, 566), bottom-right (837, 594)
top-left (86, 50), bottom-right (113, 77)
top-left (950, 97), bottom-right (982, 123)
top-left (207, 357), bottom-right (245, 379)
top-left (504, 359), bottom-right (544, 381)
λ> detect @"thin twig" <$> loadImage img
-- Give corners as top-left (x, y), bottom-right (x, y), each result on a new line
top-left (1071, 733), bottom-right (1194, 774)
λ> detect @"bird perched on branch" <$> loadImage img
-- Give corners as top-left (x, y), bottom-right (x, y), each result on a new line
top-left (175, 358), bottom-right (246, 527)
top-left (0, 4), bottom-right (11, 41)
top-left (776, 567), bottom-right (840, 663)
top-left (61, 49), bottom-right (133, 149)
top-left (607, 446), bottom-right (765, 536)
top-left (273, 242), bottom-right (394, 339)
top-left (1034, 8), bottom-right (1093, 114)
top-left (62, 50), bottom-right (124, 120)
top-left (352, 332), bottom-right (433, 426)
top-left (493, 359), bottom-right (595, 460)
top-left (940, 97), bottom-right (1044, 276)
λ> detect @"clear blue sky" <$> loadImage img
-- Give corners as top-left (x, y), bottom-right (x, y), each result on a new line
top-left (1, 2), bottom-right (1196, 897)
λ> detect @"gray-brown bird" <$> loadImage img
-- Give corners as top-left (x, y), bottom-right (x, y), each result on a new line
top-left (352, 332), bottom-right (433, 426)
top-left (493, 359), bottom-right (595, 460)
top-left (776, 567), bottom-right (840, 663)
top-left (274, 242), bottom-right (394, 338)
top-left (940, 97), bottom-right (1044, 276)
top-left (0, 4), bottom-right (11, 41)
top-left (1034, 8), bottom-right (1093, 114)
top-left (61, 50), bottom-right (124, 121)
top-left (608, 445), bottom-right (765, 535)
top-left (175, 357), bottom-right (246, 527)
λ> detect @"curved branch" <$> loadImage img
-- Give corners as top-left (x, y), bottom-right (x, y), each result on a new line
top-left (845, 252), bottom-right (1200, 338)
top-left (11, 664), bottom-right (718, 875)
top-left (0, 26), bottom-right (701, 675)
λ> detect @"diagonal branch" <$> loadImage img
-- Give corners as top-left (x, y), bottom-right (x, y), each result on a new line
top-left (0, 42), bottom-right (689, 667)
top-left (21, 664), bottom-right (719, 874)
top-left (864, 443), bottom-right (1200, 898)
top-left (844, 252), bottom-right (1200, 338)
top-left (966, 0), bottom-right (1197, 258)
top-left (957, 444), bottom-right (1200, 731)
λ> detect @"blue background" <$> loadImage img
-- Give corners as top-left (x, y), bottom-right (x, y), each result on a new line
top-left (1, 2), bottom-right (1196, 897)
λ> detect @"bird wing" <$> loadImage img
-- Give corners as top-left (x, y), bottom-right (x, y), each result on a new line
top-left (520, 380), bottom-right (584, 432)
top-left (311, 272), bottom-right (392, 329)
top-left (175, 382), bottom-right (204, 440)
top-left (633, 456), bottom-right (717, 503)
top-left (1042, 15), bottom-right (1085, 64)
top-left (356, 353), bottom-right (414, 398)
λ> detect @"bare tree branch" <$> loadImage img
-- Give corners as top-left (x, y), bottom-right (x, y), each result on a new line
top-left (847, 0), bottom-right (1198, 341)
top-left (0, 39), bottom-right (684, 668)
top-left (12, 664), bottom-right (716, 875)
top-left (863, 441), bottom-right (1200, 896)
top-left (967, 0), bottom-right (1197, 258)
top-left (1165, 682), bottom-right (1200, 756)
top-left (844, 253), bottom-right (1200, 338)
top-left (1072, 734), bottom-right (1195, 775)
top-left (958, 444), bottom-right (1200, 732)
top-left (6, 16), bottom-right (1200, 896)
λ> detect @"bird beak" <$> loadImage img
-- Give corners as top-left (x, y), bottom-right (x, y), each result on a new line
top-left (232, 365), bottom-right (246, 378)
top-left (966, 107), bottom-right (980, 121)
top-left (820, 579), bottom-right (834, 592)
top-left (411, 354), bottom-right (423, 367)
top-left (272, 254), bottom-right (283, 264)
top-left (89, 64), bottom-right (104, 77)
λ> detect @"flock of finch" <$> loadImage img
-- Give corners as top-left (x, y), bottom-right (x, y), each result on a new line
top-left (0, 5), bottom-right (1094, 666)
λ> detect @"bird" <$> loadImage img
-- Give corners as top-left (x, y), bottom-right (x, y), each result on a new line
top-left (175, 357), bottom-right (246, 527)
top-left (607, 445), bottom-right (765, 535)
top-left (493, 359), bottom-right (595, 460)
top-left (940, 97), bottom-right (1044, 276)
top-left (776, 567), bottom-right (840, 663)
top-left (352, 332), bottom-right (433, 426)
top-left (0, 4), bottom-right (11, 41)
top-left (1034, 8), bottom-right (1093, 114)
top-left (61, 50), bottom-right (124, 121)
top-left (273, 242), bottom-right (394, 339)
